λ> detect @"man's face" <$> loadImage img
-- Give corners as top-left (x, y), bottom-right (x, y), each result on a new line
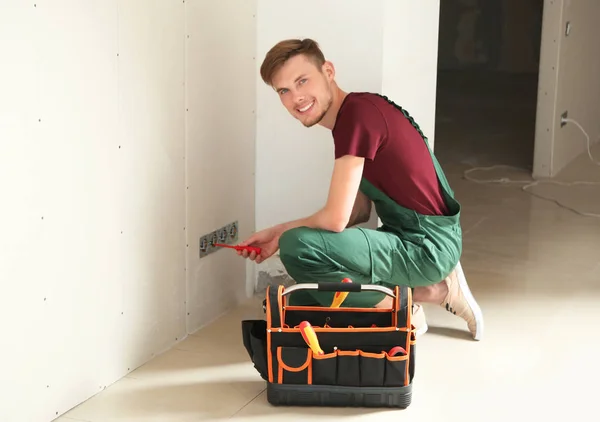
top-left (271, 54), bottom-right (335, 127)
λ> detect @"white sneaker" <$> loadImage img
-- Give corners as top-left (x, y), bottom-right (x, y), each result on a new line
top-left (440, 261), bottom-right (484, 340)
top-left (412, 303), bottom-right (428, 337)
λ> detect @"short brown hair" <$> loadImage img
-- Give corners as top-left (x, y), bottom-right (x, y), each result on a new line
top-left (260, 38), bottom-right (326, 86)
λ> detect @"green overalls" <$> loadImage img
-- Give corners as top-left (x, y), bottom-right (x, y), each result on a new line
top-left (279, 98), bottom-right (463, 308)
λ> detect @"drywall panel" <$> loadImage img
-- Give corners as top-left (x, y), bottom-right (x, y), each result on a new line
top-left (184, 0), bottom-right (257, 331)
top-left (382, 0), bottom-right (441, 150)
top-left (0, 1), bottom-right (186, 420)
top-left (552, 0), bottom-right (600, 174)
top-left (533, 0), bottom-right (563, 177)
top-left (255, 0), bottom-right (384, 232)
top-left (112, 0), bottom-right (186, 378)
top-left (534, 0), bottom-right (600, 177)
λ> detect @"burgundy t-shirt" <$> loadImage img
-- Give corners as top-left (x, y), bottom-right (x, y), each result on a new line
top-left (332, 92), bottom-right (448, 216)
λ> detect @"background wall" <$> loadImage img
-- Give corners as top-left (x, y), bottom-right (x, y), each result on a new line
top-left (254, 0), bottom-right (384, 232)
top-left (437, 0), bottom-right (544, 73)
top-left (0, 1), bottom-right (256, 421)
top-left (252, 0), bottom-right (441, 290)
top-left (184, 0), bottom-right (257, 336)
top-left (382, 0), bottom-right (441, 151)
top-left (534, 0), bottom-right (600, 177)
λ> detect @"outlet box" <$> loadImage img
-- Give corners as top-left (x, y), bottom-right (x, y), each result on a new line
top-left (199, 220), bottom-right (239, 258)
top-left (561, 111), bottom-right (568, 127)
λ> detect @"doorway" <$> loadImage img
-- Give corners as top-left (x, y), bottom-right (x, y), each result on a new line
top-left (433, 0), bottom-right (544, 172)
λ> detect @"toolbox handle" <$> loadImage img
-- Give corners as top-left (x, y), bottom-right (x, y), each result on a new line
top-left (281, 283), bottom-right (396, 298)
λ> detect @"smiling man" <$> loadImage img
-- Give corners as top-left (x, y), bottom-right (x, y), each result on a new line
top-left (237, 38), bottom-right (483, 340)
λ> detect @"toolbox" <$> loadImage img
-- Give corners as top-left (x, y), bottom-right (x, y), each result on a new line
top-left (241, 281), bottom-right (416, 408)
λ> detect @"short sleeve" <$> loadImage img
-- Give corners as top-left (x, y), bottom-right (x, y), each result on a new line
top-left (332, 96), bottom-right (387, 161)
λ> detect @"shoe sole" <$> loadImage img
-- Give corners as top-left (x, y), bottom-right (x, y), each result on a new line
top-left (455, 262), bottom-right (484, 341)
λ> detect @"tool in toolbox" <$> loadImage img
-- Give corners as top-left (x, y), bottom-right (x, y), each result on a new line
top-left (213, 243), bottom-right (262, 254)
top-left (388, 346), bottom-right (407, 356)
top-left (298, 321), bottom-right (324, 355)
top-left (329, 277), bottom-right (352, 308)
top-left (241, 280), bottom-right (417, 409)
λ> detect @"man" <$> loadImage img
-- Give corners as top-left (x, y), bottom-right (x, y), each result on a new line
top-left (237, 38), bottom-right (483, 340)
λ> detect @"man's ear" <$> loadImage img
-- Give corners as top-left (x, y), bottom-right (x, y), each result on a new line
top-left (322, 61), bottom-right (335, 81)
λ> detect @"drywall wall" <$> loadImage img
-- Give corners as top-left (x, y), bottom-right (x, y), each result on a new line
top-left (382, 0), bottom-right (441, 151)
top-left (0, 1), bottom-right (187, 420)
top-left (533, 0), bottom-right (600, 177)
top-left (0, 0), bottom-right (258, 420)
top-left (255, 0), bottom-right (384, 231)
top-left (252, 0), bottom-right (441, 290)
top-left (185, 0), bottom-right (257, 330)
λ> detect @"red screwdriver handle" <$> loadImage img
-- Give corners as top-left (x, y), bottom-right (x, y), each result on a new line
top-left (238, 245), bottom-right (262, 254)
top-left (213, 243), bottom-right (262, 254)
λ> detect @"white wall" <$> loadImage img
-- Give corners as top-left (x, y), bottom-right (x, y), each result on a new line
top-left (255, 0), bottom-right (384, 231)
top-left (0, 0), bottom-right (440, 418)
top-left (534, 0), bottom-right (600, 177)
top-left (185, 0), bottom-right (257, 329)
top-left (253, 0), bottom-right (441, 283)
top-left (382, 0), bottom-right (441, 151)
top-left (0, 1), bottom-right (257, 421)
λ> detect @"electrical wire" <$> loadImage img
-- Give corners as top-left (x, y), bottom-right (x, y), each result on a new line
top-left (562, 117), bottom-right (600, 167)
top-left (462, 116), bottom-right (600, 218)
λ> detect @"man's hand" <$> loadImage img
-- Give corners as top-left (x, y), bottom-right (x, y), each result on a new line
top-left (237, 226), bottom-right (282, 264)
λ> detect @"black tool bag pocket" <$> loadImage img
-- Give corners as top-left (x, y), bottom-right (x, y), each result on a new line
top-left (336, 350), bottom-right (360, 386)
top-left (311, 349), bottom-right (392, 387)
top-left (384, 352), bottom-right (409, 387)
top-left (311, 351), bottom-right (337, 385)
top-left (276, 347), bottom-right (312, 384)
top-left (241, 320), bottom-right (268, 381)
top-left (358, 350), bottom-right (386, 387)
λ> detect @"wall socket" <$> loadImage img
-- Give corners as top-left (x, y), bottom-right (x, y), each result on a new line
top-left (561, 110), bottom-right (568, 127)
top-left (199, 220), bottom-right (239, 258)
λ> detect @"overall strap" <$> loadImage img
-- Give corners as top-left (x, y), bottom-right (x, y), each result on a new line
top-left (375, 94), bottom-right (456, 199)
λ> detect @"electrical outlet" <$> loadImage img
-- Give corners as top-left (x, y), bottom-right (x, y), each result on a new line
top-left (199, 236), bottom-right (209, 255)
top-left (561, 111), bottom-right (568, 127)
top-left (228, 221), bottom-right (238, 241)
top-left (199, 220), bottom-right (239, 258)
top-left (217, 226), bottom-right (228, 243)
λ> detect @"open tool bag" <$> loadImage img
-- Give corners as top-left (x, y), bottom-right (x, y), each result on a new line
top-left (241, 281), bottom-right (417, 408)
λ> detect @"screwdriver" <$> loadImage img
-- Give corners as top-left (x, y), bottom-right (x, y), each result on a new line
top-left (330, 278), bottom-right (352, 308)
top-left (299, 321), bottom-right (324, 355)
top-left (213, 243), bottom-right (262, 254)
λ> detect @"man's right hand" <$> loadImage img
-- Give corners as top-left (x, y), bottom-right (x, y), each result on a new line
top-left (237, 226), bottom-right (282, 264)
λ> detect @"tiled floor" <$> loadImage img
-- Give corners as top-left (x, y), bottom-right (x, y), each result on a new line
top-left (58, 72), bottom-right (600, 421)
